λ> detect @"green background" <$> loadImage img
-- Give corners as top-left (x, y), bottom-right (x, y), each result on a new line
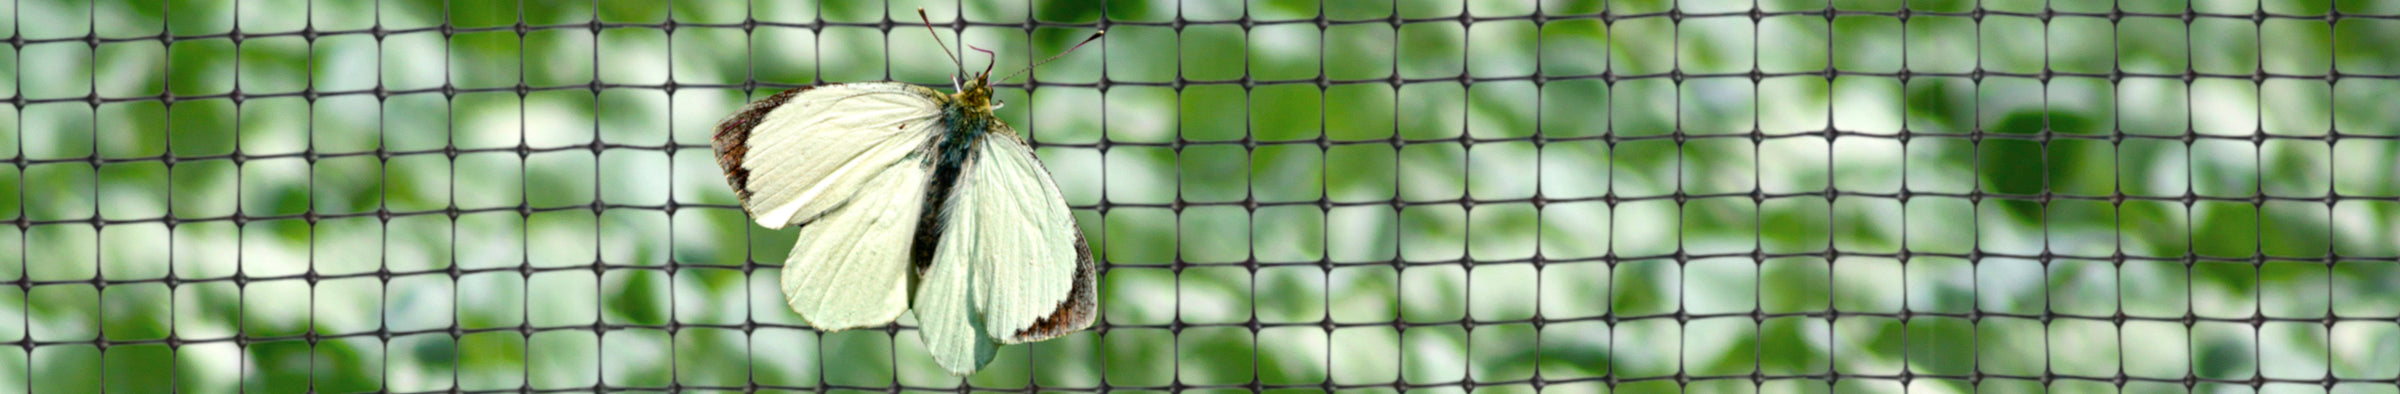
top-left (4, 0), bottom-right (2399, 392)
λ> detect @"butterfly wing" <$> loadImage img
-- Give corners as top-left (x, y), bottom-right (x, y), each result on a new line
top-left (713, 82), bottom-right (944, 331)
top-left (961, 133), bottom-right (1099, 344)
top-left (912, 222), bottom-right (1000, 374)
top-left (779, 162), bottom-right (930, 331)
top-left (714, 82), bottom-right (944, 229)
top-left (914, 129), bottom-right (1098, 375)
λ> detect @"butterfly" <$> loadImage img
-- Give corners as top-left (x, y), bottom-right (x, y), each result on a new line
top-left (709, 10), bottom-right (1102, 376)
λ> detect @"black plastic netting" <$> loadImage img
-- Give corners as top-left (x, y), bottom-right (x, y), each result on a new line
top-left (7, 0), bottom-right (2400, 392)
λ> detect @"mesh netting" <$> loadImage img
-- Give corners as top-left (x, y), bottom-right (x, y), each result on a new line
top-left (6, 0), bottom-right (2400, 392)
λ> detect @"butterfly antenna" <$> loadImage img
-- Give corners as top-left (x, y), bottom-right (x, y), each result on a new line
top-left (1000, 30), bottom-right (1105, 84)
top-left (968, 44), bottom-right (999, 79)
top-left (917, 8), bottom-right (965, 75)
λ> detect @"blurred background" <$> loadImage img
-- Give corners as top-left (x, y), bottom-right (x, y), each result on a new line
top-left (5, 0), bottom-right (2400, 392)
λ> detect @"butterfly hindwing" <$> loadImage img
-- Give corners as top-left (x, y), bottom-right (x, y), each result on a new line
top-left (778, 162), bottom-right (930, 331)
top-left (912, 217), bottom-right (999, 375)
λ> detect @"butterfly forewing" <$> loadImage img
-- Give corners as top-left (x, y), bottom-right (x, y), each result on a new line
top-left (949, 131), bottom-right (1099, 343)
top-left (912, 127), bottom-right (1098, 376)
top-left (715, 82), bottom-right (947, 229)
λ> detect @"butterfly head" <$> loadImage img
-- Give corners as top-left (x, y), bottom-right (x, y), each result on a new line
top-left (916, 8), bottom-right (1100, 113)
top-left (957, 80), bottom-right (1001, 111)
top-left (950, 47), bottom-right (1003, 112)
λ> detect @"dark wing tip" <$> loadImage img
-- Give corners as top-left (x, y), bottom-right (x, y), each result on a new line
top-left (712, 86), bottom-right (813, 208)
top-left (1012, 228), bottom-right (1099, 341)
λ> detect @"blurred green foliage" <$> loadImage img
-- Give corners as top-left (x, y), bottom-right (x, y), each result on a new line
top-left (2, 0), bottom-right (2399, 393)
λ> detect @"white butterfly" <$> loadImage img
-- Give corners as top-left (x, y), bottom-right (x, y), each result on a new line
top-left (709, 10), bottom-right (1101, 376)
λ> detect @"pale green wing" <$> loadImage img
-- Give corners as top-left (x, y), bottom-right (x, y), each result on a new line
top-left (778, 161), bottom-right (930, 331)
top-left (950, 132), bottom-right (1100, 345)
top-left (713, 82), bottom-right (946, 332)
top-left (713, 82), bottom-right (945, 229)
top-left (913, 130), bottom-right (1098, 376)
top-left (913, 228), bottom-right (1000, 376)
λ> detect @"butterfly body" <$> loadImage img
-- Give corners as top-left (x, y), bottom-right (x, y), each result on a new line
top-left (912, 83), bottom-right (996, 271)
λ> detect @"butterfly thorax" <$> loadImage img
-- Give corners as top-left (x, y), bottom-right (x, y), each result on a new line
top-left (927, 78), bottom-right (1008, 171)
